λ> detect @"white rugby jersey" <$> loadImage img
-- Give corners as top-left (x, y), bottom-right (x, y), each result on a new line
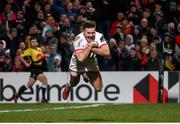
top-left (69, 31), bottom-right (107, 72)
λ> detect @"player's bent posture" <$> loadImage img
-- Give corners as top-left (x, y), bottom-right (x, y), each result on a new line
top-left (12, 36), bottom-right (48, 103)
top-left (62, 20), bottom-right (110, 100)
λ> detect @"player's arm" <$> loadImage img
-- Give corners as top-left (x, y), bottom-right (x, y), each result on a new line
top-left (75, 42), bottom-right (95, 62)
top-left (20, 49), bottom-right (31, 67)
top-left (91, 35), bottom-right (110, 57)
top-left (91, 44), bottom-right (110, 57)
top-left (21, 58), bottom-right (31, 67)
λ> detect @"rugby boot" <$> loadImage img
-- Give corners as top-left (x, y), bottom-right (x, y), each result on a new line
top-left (41, 99), bottom-right (48, 104)
top-left (62, 84), bottom-right (71, 100)
top-left (12, 93), bottom-right (18, 103)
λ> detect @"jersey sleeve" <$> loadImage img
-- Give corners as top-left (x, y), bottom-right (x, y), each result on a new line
top-left (97, 34), bottom-right (107, 48)
top-left (20, 48), bottom-right (31, 59)
top-left (73, 36), bottom-right (84, 51)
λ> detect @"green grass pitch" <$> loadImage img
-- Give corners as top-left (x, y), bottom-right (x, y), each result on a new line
top-left (0, 103), bottom-right (180, 122)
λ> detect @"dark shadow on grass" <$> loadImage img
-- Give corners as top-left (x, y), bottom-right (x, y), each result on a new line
top-left (69, 118), bottom-right (114, 122)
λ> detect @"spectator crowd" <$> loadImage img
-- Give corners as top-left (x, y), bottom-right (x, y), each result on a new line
top-left (0, 0), bottom-right (179, 72)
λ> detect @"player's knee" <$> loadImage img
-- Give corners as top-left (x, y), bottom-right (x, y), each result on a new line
top-left (94, 87), bottom-right (102, 92)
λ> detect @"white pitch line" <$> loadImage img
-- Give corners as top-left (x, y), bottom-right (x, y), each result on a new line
top-left (0, 104), bottom-right (105, 113)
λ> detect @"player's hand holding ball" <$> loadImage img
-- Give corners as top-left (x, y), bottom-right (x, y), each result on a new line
top-left (87, 41), bottom-right (98, 49)
top-left (92, 41), bottom-right (98, 48)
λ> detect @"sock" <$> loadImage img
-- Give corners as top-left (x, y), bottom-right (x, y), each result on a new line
top-left (67, 79), bottom-right (78, 87)
top-left (67, 81), bottom-right (71, 87)
top-left (82, 73), bottom-right (90, 82)
top-left (67, 79), bottom-right (74, 87)
top-left (41, 84), bottom-right (47, 100)
top-left (18, 85), bottom-right (28, 96)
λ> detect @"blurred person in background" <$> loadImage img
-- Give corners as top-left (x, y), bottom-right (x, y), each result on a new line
top-left (85, 1), bottom-right (96, 21)
top-left (0, 40), bottom-right (6, 71)
top-left (165, 54), bottom-right (176, 71)
top-left (144, 49), bottom-right (159, 71)
top-left (47, 44), bottom-right (61, 72)
top-left (5, 28), bottom-right (20, 67)
top-left (57, 33), bottom-right (73, 72)
top-left (110, 11), bottom-right (124, 37)
top-left (29, 24), bottom-right (45, 46)
top-left (124, 47), bottom-right (142, 71)
top-left (108, 38), bottom-right (119, 71)
top-left (4, 49), bottom-right (12, 71)
top-left (139, 36), bottom-right (149, 69)
top-left (153, 11), bottom-right (166, 35)
top-left (12, 48), bottom-right (24, 72)
top-left (124, 34), bottom-right (135, 51)
top-left (111, 24), bottom-right (124, 44)
top-left (117, 40), bottom-right (128, 71)
top-left (120, 17), bottom-right (134, 35)
top-left (42, 15), bottom-right (56, 38)
top-left (139, 18), bottom-right (150, 40)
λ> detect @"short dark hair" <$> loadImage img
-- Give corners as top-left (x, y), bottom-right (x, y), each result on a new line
top-left (82, 20), bottom-right (96, 29)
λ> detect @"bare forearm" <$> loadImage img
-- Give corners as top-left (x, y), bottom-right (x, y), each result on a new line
top-left (91, 45), bottom-right (110, 57)
top-left (76, 46), bottom-right (91, 62)
top-left (20, 58), bottom-right (30, 67)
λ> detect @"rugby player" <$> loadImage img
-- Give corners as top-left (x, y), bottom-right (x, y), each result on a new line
top-left (62, 20), bottom-right (110, 100)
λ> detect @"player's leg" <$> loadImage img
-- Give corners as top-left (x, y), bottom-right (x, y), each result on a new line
top-left (37, 73), bottom-right (48, 103)
top-left (86, 71), bottom-right (103, 92)
top-left (20, 77), bottom-right (36, 94)
top-left (62, 72), bottom-right (80, 100)
top-left (13, 77), bottom-right (36, 103)
top-left (82, 72), bottom-right (90, 83)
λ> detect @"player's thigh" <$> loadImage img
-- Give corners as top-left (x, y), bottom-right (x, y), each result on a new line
top-left (86, 71), bottom-right (103, 91)
top-left (37, 73), bottom-right (48, 85)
